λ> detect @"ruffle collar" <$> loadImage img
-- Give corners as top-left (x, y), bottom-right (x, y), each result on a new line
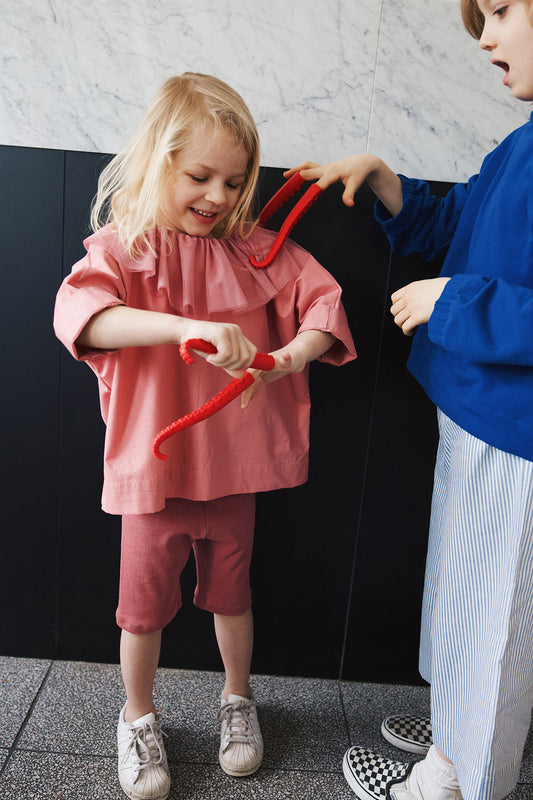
top-left (86, 225), bottom-right (305, 316)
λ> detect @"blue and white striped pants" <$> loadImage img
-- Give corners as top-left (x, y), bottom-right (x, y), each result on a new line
top-left (419, 411), bottom-right (533, 800)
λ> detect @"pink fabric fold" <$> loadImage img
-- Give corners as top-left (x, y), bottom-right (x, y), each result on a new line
top-left (94, 224), bottom-right (302, 317)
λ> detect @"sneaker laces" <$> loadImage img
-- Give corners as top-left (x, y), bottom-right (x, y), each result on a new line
top-left (125, 718), bottom-right (167, 776)
top-left (217, 698), bottom-right (255, 747)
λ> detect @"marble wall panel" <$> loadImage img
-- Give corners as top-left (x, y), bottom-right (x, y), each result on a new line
top-left (368, 0), bottom-right (529, 181)
top-left (1, 0), bottom-right (530, 182)
top-left (0, 0), bottom-right (380, 168)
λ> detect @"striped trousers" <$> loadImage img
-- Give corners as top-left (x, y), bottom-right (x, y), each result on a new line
top-left (419, 411), bottom-right (533, 800)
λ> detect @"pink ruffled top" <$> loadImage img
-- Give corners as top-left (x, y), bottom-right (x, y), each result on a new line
top-left (54, 224), bottom-right (356, 514)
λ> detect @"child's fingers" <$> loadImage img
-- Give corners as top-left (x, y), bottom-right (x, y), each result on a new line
top-left (240, 352), bottom-right (294, 408)
top-left (341, 176), bottom-right (359, 207)
top-left (240, 370), bottom-right (267, 408)
top-left (203, 326), bottom-right (257, 370)
top-left (283, 161), bottom-right (322, 179)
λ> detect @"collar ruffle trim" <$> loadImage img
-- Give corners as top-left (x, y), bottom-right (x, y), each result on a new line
top-left (85, 225), bottom-right (305, 316)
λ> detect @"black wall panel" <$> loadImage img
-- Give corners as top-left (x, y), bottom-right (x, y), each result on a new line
top-left (1, 146), bottom-right (64, 655)
top-left (0, 145), bottom-right (450, 684)
top-left (56, 151), bottom-right (121, 661)
top-left (342, 184), bottom-right (448, 684)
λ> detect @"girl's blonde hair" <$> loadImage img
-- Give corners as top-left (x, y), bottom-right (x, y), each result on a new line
top-left (461, 0), bottom-right (533, 38)
top-left (90, 73), bottom-right (260, 254)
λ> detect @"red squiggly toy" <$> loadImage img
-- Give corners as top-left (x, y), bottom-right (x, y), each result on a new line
top-left (151, 339), bottom-right (275, 461)
top-left (250, 173), bottom-right (323, 268)
top-left (152, 173), bottom-right (322, 460)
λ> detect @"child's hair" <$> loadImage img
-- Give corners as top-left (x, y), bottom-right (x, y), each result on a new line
top-left (461, 0), bottom-right (533, 38)
top-left (90, 73), bottom-right (260, 254)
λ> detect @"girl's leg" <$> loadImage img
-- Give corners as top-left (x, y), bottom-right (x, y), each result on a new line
top-left (214, 608), bottom-right (263, 777)
top-left (120, 628), bottom-right (162, 722)
top-left (214, 608), bottom-right (253, 698)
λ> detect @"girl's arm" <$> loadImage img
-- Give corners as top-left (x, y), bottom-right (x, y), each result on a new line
top-left (76, 305), bottom-right (259, 371)
top-left (241, 329), bottom-right (335, 407)
top-left (285, 155), bottom-right (403, 217)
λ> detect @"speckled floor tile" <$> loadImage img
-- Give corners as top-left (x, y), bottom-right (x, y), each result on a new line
top-left (251, 673), bottom-right (349, 771)
top-left (517, 725), bottom-right (533, 783)
top-left (168, 764), bottom-right (355, 800)
top-left (0, 657), bottom-right (51, 748)
top-left (0, 753), bottom-right (353, 800)
top-left (151, 666), bottom-right (224, 764)
top-left (16, 660), bottom-right (124, 757)
top-left (340, 680), bottom-right (431, 758)
top-left (0, 751), bottom-right (117, 800)
top-left (507, 784), bottom-right (533, 800)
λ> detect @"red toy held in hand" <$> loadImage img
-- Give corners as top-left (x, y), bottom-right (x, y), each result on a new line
top-left (250, 173), bottom-right (322, 268)
top-left (151, 339), bottom-right (275, 461)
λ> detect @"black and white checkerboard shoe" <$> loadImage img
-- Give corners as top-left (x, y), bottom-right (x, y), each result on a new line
top-left (381, 715), bottom-right (433, 755)
top-left (342, 746), bottom-right (414, 800)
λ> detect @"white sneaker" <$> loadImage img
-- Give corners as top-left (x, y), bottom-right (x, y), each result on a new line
top-left (117, 705), bottom-right (171, 800)
top-left (217, 693), bottom-right (263, 776)
top-left (390, 747), bottom-right (462, 800)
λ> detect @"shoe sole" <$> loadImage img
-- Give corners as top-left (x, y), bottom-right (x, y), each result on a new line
top-left (219, 757), bottom-right (262, 777)
top-left (119, 777), bottom-right (170, 800)
top-left (342, 751), bottom-right (379, 800)
top-left (380, 719), bottom-right (431, 755)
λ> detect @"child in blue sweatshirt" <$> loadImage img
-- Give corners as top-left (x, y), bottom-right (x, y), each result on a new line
top-left (288, 1), bottom-right (533, 799)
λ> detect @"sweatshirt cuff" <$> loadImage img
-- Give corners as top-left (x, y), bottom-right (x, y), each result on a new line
top-left (374, 174), bottom-right (421, 232)
top-left (427, 277), bottom-right (459, 346)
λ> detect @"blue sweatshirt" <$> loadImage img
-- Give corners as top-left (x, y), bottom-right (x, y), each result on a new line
top-left (375, 112), bottom-right (533, 462)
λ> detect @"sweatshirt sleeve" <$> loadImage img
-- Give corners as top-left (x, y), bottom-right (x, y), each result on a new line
top-left (428, 273), bottom-right (533, 366)
top-left (374, 174), bottom-right (478, 261)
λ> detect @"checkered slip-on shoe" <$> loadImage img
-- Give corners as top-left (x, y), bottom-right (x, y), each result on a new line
top-left (342, 746), bottom-right (414, 800)
top-left (381, 716), bottom-right (432, 755)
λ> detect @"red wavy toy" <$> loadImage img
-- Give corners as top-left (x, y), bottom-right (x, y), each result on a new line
top-left (250, 173), bottom-right (323, 268)
top-left (151, 339), bottom-right (275, 461)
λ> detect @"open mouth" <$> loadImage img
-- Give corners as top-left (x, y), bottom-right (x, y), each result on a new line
top-left (191, 207), bottom-right (217, 219)
top-left (493, 59), bottom-right (509, 73)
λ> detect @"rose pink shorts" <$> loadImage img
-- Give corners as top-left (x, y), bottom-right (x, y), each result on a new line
top-left (116, 494), bottom-right (255, 634)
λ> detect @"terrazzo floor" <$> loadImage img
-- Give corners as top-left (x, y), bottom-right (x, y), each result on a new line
top-left (0, 656), bottom-right (531, 799)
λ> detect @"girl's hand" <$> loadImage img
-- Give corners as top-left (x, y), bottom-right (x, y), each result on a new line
top-left (390, 278), bottom-right (450, 335)
top-left (240, 330), bottom-right (335, 407)
top-left (239, 350), bottom-right (304, 408)
top-left (178, 320), bottom-right (258, 372)
top-left (284, 155), bottom-right (403, 216)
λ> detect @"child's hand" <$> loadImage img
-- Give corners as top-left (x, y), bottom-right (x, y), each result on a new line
top-left (239, 349), bottom-right (303, 408)
top-left (284, 155), bottom-right (403, 216)
top-left (239, 330), bottom-right (335, 408)
top-left (178, 320), bottom-right (258, 372)
top-left (391, 278), bottom-right (450, 335)
top-left (284, 156), bottom-right (370, 207)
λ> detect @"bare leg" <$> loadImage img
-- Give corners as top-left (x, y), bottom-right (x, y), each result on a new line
top-left (214, 609), bottom-right (253, 698)
top-left (120, 629), bottom-right (162, 722)
top-left (435, 747), bottom-right (454, 765)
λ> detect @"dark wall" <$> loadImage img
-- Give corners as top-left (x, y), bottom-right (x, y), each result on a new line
top-left (1, 145), bottom-right (447, 683)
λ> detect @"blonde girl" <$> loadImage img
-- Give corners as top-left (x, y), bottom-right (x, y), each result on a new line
top-left (54, 72), bottom-right (355, 800)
